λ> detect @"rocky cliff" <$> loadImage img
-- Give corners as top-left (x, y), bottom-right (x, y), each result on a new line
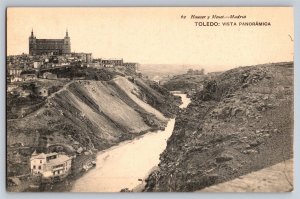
top-left (145, 62), bottom-right (293, 192)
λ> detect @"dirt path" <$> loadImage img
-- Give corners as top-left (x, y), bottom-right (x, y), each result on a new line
top-left (199, 159), bottom-right (293, 192)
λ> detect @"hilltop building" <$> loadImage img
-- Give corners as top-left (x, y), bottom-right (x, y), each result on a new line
top-left (70, 52), bottom-right (93, 63)
top-left (30, 151), bottom-right (72, 179)
top-left (29, 29), bottom-right (71, 56)
top-left (102, 58), bottom-right (123, 67)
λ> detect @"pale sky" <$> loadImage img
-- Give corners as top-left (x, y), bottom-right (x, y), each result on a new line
top-left (7, 7), bottom-right (293, 71)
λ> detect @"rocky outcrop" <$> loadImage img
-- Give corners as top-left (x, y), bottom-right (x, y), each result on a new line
top-left (162, 73), bottom-right (207, 95)
top-left (145, 62), bottom-right (293, 192)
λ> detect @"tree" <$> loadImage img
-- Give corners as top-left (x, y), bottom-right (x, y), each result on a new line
top-left (200, 68), bottom-right (205, 75)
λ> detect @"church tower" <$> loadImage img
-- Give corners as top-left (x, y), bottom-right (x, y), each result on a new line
top-left (29, 29), bottom-right (36, 55)
top-left (63, 29), bottom-right (71, 54)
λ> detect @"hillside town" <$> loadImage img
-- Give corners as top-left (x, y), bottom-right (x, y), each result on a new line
top-left (7, 29), bottom-right (139, 93)
top-left (7, 30), bottom-right (143, 191)
top-left (7, 52), bottom-right (139, 83)
top-left (7, 30), bottom-right (141, 117)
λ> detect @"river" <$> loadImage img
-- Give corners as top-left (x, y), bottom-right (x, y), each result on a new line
top-left (71, 93), bottom-right (190, 192)
top-left (173, 93), bottom-right (191, 108)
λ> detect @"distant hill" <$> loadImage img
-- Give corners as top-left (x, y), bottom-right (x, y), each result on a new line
top-left (138, 64), bottom-right (203, 81)
top-left (162, 73), bottom-right (207, 93)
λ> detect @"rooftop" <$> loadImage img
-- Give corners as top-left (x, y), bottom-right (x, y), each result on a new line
top-left (48, 154), bottom-right (71, 166)
top-left (31, 152), bottom-right (58, 160)
top-left (31, 152), bottom-right (71, 166)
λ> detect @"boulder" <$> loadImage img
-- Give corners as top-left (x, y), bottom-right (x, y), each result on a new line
top-left (215, 154), bottom-right (233, 163)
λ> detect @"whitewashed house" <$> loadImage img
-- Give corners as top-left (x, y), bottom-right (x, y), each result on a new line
top-left (30, 151), bottom-right (72, 179)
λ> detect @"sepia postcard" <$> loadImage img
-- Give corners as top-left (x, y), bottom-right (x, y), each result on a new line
top-left (6, 7), bottom-right (294, 192)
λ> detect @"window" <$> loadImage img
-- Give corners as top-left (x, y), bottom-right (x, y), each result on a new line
top-left (40, 160), bottom-right (42, 164)
top-left (38, 166), bottom-right (41, 170)
top-left (53, 164), bottom-right (64, 169)
top-left (33, 165), bottom-right (36, 169)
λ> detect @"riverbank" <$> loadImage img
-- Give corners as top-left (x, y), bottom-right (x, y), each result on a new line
top-left (67, 92), bottom-right (189, 192)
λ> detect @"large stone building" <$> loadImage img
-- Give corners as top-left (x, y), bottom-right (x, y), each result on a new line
top-left (29, 30), bottom-right (71, 56)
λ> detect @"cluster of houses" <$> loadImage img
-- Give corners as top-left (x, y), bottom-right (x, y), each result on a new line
top-left (7, 53), bottom-right (139, 83)
top-left (91, 58), bottom-right (138, 69)
top-left (7, 53), bottom-right (140, 101)
top-left (7, 81), bottom-right (60, 98)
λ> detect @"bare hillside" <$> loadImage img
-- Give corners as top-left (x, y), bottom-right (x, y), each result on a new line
top-left (145, 62), bottom-right (293, 192)
top-left (7, 76), bottom-right (178, 177)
